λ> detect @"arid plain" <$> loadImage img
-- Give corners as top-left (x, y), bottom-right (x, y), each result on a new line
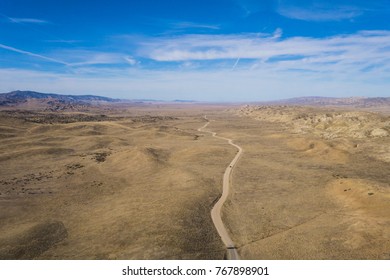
top-left (0, 101), bottom-right (389, 259)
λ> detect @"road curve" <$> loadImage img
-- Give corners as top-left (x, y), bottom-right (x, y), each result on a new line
top-left (198, 116), bottom-right (242, 260)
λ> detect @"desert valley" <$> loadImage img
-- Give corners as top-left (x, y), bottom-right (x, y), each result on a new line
top-left (0, 91), bottom-right (389, 260)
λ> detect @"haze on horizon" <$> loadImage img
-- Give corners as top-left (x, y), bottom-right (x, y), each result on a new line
top-left (1, 0), bottom-right (390, 102)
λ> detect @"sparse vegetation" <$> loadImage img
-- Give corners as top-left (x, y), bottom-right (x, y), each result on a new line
top-left (0, 105), bottom-right (228, 259)
top-left (0, 102), bottom-right (389, 260)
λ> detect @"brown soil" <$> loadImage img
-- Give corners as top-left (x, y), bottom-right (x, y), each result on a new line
top-left (0, 104), bottom-right (389, 259)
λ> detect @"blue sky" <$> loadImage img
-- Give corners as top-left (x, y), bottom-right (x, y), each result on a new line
top-left (0, 0), bottom-right (390, 101)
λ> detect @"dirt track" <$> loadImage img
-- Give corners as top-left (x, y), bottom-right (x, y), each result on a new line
top-left (198, 116), bottom-right (242, 260)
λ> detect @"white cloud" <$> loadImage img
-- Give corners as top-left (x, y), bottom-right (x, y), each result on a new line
top-left (67, 53), bottom-right (124, 67)
top-left (170, 21), bottom-right (220, 30)
top-left (50, 50), bottom-right (133, 67)
top-left (0, 42), bottom-right (138, 69)
top-left (0, 43), bottom-right (68, 65)
top-left (0, 44), bottom-right (134, 68)
top-left (1, 57), bottom-right (388, 102)
top-left (276, 1), bottom-right (363, 22)
top-left (273, 28), bottom-right (283, 39)
top-left (1, 30), bottom-right (390, 101)
top-left (124, 56), bottom-right (138, 65)
top-left (277, 6), bottom-right (362, 21)
top-left (9, 17), bottom-right (49, 24)
top-left (135, 31), bottom-right (390, 79)
top-left (138, 33), bottom-right (272, 61)
top-left (45, 40), bottom-right (83, 44)
top-left (231, 57), bottom-right (240, 70)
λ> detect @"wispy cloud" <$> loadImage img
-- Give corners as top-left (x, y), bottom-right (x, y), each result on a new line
top-left (1, 64), bottom-right (388, 102)
top-left (276, 2), bottom-right (363, 22)
top-left (8, 17), bottom-right (49, 24)
top-left (139, 17), bottom-right (220, 34)
top-left (3, 30), bottom-right (390, 81)
top-left (170, 21), bottom-right (220, 30)
top-left (278, 7), bottom-right (362, 21)
top-left (231, 57), bottom-right (240, 70)
top-left (66, 53), bottom-right (124, 67)
top-left (273, 28), bottom-right (283, 39)
top-left (0, 43), bottom-right (137, 68)
top-left (124, 56), bottom-right (138, 66)
top-left (138, 33), bottom-right (271, 61)
top-left (0, 43), bottom-right (68, 65)
top-left (54, 50), bottom-right (137, 67)
top-left (44, 40), bottom-right (83, 44)
top-left (1, 27), bottom-right (389, 101)
top-left (135, 30), bottom-right (390, 78)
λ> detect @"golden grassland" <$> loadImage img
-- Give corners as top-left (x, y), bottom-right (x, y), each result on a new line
top-left (0, 104), bottom-right (389, 259)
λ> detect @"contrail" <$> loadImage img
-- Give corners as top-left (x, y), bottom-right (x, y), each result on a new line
top-left (0, 43), bottom-right (68, 65)
top-left (232, 57), bottom-right (240, 70)
top-left (0, 12), bottom-right (78, 47)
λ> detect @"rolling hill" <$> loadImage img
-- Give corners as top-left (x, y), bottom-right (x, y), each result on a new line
top-left (0, 90), bottom-right (121, 111)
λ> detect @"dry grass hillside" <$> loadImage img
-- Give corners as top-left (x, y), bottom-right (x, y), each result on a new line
top-left (213, 105), bottom-right (390, 259)
top-left (0, 106), bottom-right (234, 259)
top-left (1, 103), bottom-right (389, 260)
top-left (238, 106), bottom-right (390, 162)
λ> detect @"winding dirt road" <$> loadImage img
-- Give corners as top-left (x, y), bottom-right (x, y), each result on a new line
top-left (198, 116), bottom-right (242, 260)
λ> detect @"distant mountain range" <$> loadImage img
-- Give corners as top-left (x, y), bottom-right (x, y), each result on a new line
top-left (1, 91), bottom-right (388, 109)
top-left (0, 90), bottom-right (119, 105)
top-left (267, 96), bottom-right (390, 107)
top-left (0, 91), bottom-right (197, 110)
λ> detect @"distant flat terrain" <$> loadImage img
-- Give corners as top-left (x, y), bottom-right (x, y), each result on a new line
top-left (0, 101), bottom-right (389, 259)
top-left (267, 96), bottom-right (390, 110)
